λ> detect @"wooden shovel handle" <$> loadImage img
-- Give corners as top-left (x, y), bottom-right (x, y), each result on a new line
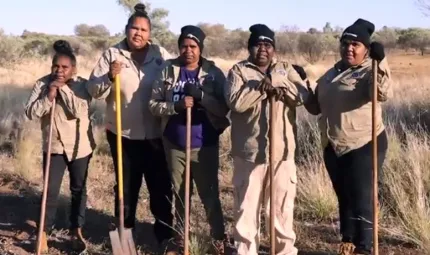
top-left (372, 59), bottom-right (379, 255)
top-left (184, 106), bottom-right (191, 255)
top-left (269, 96), bottom-right (276, 255)
top-left (36, 98), bottom-right (56, 255)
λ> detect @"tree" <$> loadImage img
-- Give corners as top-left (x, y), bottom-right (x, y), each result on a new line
top-left (280, 25), bottom-right (300, 33)
top-left (116, 1), bottom-right (175, 49)
top-left (333, 26), bottom-right (344, 39)
top-left (277, 26), bottom-right (301, 55)
top-left (21, 30), bottom-right (47, 38)
top-left (90, 25), bottom-right (110, 37)
top-left (398, 28), bottom-right (430, 55)
top-left (225, 29), bottom-right (249, 56)
top-left (148, 5), bottom-right (175, 47)
top-left (117, 0), bottom-right (140, 14)
top-left (323, 22), bottom-right (333, 33)
top-left (197, 23), bottom-right (228, 37)
top-left (298, 33), bottom-right (336, 63)
top-left (416, 0), bottom-right (430, 16)
top-left (373, 26), bottom-right (399, 51)
top-left (74, 24), bottom-right (90, 36)
top-left (307, 28), bottom-right (319, 34)
top-left (74, 24), bottom-right (110, 37)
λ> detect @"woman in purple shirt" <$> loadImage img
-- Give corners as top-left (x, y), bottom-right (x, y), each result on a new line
top-left (149, 25), bottom-right (230, 254)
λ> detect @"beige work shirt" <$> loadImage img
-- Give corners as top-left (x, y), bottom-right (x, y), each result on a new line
top-left (24, 75), bottom-right (96, 161)
top-left (305, 57), bottom-right (392, 156)
top-left (149, 57), bottom-right (230, 134)
top-left (224, 59), bottom-right (310, 164)
top-left (86, 39), bottom-right (172, 140)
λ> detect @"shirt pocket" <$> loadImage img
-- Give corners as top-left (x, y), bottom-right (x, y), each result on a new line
top-left (340, 75), bottom-right (372, 105)
top-left (339, 70), bottom-right (369, 91)
top-left (270, 68), bottom-right (288, 88)
top-left (338, 77), bottom-right (359, 87)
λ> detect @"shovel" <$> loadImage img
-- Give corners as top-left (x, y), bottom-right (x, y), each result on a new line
top-left (109, 74), bottom-right (137, 255)
top-left (269, 96), bottom-right (276, 255)
top-left (183, 105), bottom-right (192, 255)
top-left (36, 98), bottom-right (56, 255)
top-left (371, 60), bottom-right (379, 255)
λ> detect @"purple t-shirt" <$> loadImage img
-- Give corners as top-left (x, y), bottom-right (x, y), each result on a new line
top-left (163, 67), bottom-right (218, 149)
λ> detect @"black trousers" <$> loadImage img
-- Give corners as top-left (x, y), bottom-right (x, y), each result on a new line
top-left (39, 153), bottom-right (92, 232)
top-left (106, 130), bottom-right (174, 243)
top-left (323, 131), bottom-right (388, 254)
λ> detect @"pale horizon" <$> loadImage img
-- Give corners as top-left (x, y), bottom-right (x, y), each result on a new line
top-left (1, 0), bottom-right (429, 36)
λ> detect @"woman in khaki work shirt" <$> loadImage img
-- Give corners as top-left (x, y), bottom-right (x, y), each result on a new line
top-left (224, 24), bottom-right (311, 255)
top-left (85, 3), bottom-right (174, 248)
top-left (24, 40), bottom-right (95, 254)
top-left (305, 19), bottom-right (392, 255)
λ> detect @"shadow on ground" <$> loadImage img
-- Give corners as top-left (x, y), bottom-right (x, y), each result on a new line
top-left (0, 172), bottom-right (424, 255)
top-left (0, 173), bottom-right (159, 255)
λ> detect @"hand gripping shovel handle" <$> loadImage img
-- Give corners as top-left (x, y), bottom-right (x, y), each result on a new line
top-left (372, 60), bottom-right (379, 255)
top-left (36, 98), bottom-right (56, 255)
top-left (269, 96), bottom-right (276, 255)
top-left (184, 106), bottom-right (192, 255)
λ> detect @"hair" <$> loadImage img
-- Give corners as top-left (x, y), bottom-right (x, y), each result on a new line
top-left (52, 40), bottom-right (76, 66)
top-left (126, 3), bottom-right (151, 29)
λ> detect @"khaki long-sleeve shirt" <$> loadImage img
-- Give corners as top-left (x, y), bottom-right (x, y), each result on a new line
top-left (86, 39), bottom-right (172, 140)
top-left (305, 57), bottom-right (392, 156)
top-left (24, 75), bottom-right (96, 161)
top-left (149, 57), bottom-right (230, 134)
top-left (224, 59), bottom-right (310, 164)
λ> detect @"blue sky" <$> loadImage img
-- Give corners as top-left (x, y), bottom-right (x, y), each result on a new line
top-left (1, 0), bottom-right (429, 36)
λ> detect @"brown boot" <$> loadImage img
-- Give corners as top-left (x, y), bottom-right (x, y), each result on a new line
top-left (338, 242), bottom-right (355, 255)
top-left (71, 228), bottom-right (87, 252)
top-left (35, 232), bottom-right (49, 254)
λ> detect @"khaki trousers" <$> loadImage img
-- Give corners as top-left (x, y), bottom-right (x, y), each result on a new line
top-left (232, 156), bottom-right (298, 255)
top-left (163, 139), bottom-right (225, 240)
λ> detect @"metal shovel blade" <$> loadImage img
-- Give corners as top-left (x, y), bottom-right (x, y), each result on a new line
top-left (109, 228), bottom-right (137, 255)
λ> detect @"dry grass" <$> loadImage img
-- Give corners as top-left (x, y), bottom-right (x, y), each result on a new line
top-left (1, 52), bottom-right (430, 254)
top-left (0, 53), bottom-right (101, 87)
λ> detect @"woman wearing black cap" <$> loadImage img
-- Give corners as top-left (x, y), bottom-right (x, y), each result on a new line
top-left (305, 18), bottom-right (392, 255)
top-left (86, 3), bottom-right (174, 248)
top-left (149, 25), bottom-right (230, 254)
top-left (224, 23), bottom-right (311, 255)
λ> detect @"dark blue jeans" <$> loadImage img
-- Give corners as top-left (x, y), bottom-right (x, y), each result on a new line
top-left (323, 130), bottom-right (388, 255)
